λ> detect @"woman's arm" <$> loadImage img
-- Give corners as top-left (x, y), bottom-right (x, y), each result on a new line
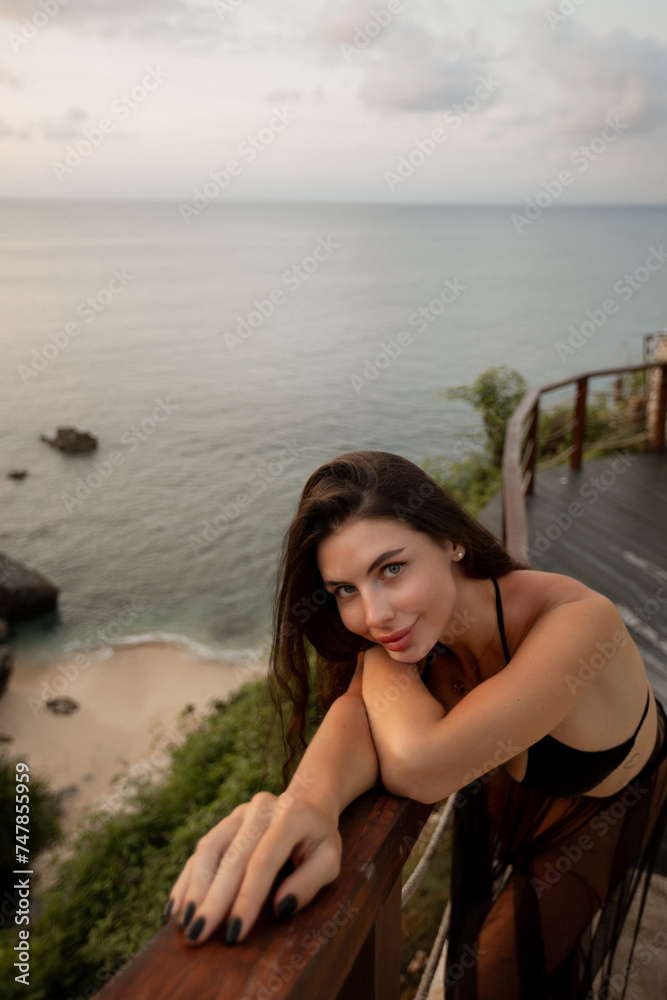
top-left (167, 662), bottom-right (380, 945)
top-left (362, 593), bottom-right (625, 803)
top-left (288, 660), bottom-right (379, 821)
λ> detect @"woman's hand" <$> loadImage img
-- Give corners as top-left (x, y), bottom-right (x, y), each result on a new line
top-left (165, 790), bottom-right (342, 946)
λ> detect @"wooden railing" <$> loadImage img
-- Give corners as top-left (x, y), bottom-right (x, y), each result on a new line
top-left (103, 791), bottom-right (432, 1000)
top-left (502, 362), bottom-right (667, 563)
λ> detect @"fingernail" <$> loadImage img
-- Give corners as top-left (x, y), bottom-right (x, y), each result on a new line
top-left (162, 898), bottom-right (174, 921)
top-left (276, 894), bottom-right (297, 921)
top-left (180, 901), bottom-right (195, 929)
top-left (225, 916), bottom-right (242, 945)
top-left (185, 916), bottom-right (205, 942)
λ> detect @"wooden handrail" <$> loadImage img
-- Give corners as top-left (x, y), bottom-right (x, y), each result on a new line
top-left (102, 791), bottom-right (432, 1000)
top-left (502, 362), bottom-right (667, 564)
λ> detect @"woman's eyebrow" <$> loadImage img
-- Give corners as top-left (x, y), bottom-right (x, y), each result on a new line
top-left (324, 547), bottom-right (406, 587)
top-left (367, 547), bottom-right (405, 574)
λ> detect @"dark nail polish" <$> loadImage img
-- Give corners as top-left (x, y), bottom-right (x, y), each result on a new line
top-left (162, 898), bottom-right (174, 921)
top-left (185, 916), bottom-right (205, 942)
top-left (180, 901), bottom-right (195, 928)
top-left (276, 894), bottom-right (297, 921)
top-left (225, 916), bottom-right (242, 945)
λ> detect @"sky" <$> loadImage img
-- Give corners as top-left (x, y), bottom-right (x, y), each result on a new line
top-left (1, 0), bottom-right (666, 203)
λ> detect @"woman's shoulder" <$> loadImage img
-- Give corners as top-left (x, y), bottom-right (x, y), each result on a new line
top-left (498, 569), bottom-right (618, 645)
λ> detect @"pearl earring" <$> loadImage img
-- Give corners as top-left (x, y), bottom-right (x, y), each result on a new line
top-left (456, 551), bottom-right (463, 559)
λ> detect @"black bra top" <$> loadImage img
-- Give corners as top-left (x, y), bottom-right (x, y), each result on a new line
top-left (423, 578), bottom-right (651, 798)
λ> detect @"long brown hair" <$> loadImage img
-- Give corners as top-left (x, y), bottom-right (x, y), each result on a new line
top-left (269, 450), bottom-right (524, 782)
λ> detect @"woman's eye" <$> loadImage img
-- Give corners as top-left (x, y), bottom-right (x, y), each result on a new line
top-left (336, 585), bottom-right (356, 597)
top-left (383, 563), bottom-right (403, 578)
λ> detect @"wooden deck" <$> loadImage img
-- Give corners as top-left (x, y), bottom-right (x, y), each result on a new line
top-left (481, 452), bottom-right (667, 702)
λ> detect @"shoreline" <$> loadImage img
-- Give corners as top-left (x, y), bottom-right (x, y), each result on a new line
top-left (0, 640), bottom-right (268, 839)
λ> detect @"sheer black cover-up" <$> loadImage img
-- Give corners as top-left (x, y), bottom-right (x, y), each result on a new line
top-left (445, 701), bottom-right (667, 998)
top-left (437, 582), bottom-right (667, 998)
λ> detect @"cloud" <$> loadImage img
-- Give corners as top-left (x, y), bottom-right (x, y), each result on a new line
top-left (0, 118), bottom-right (30, 140)
top-left (317, 0), bottom-right (398, 46)
top-left (0, 68), bottom-right (21, 87)
top-left (516, 10), bottom-right (667, 137)
top-left (317, 2), bottom-right (497, 113)
top-left (360, 27), bottom-right (494, 112)
top-left (40, 106), bottom-right (88, 140)
top-left (0, 0), bottom-right (219, 45)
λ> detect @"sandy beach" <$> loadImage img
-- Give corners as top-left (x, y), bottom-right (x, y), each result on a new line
top-left (0, 642), bottom-right (268, 837)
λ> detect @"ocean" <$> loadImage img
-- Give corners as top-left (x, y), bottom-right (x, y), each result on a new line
top-left (1, 200), bottom-right (666, 660)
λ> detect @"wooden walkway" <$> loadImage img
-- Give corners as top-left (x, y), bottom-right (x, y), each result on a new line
top-left (482, 452), bottom-right (667, 702)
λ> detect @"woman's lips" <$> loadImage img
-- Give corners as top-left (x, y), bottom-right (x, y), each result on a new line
top-left (375, 621), bottom-right (417, 651)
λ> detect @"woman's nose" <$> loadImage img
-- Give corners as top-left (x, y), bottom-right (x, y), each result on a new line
top-left (363, 592), bottom-right (394, 630)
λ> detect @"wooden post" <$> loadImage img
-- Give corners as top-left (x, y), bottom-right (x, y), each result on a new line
top-left (571, 378), bottom-right (588, 471)
top-left (336, 877), bottom-right (402, 1000)
top-left (525, 401), bottom-right (539, 496)
top-left (652, 364), bottom-right (667, 452)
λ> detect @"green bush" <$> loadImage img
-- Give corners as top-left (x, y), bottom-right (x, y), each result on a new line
top-left (423, 451), bottom-right (503, 517)
top-left (538, 372), bottom-right (648, 463)
top-left (445, 366), bottom-right (528, 467)
top-left (0, 681), bottom-right (291, 1000)
top-left (424, 365), bottom-right (527, 515)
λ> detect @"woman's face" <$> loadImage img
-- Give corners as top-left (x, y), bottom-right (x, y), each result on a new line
top-left (316, 516), bottom-right (463, 663)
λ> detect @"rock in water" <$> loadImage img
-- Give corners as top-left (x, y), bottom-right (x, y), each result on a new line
top-left (40, 427), bottom-right (98, 453)
top-left (0, 553), bottom-right (59, 621)
top-left (7, 470), bottom-right (28, 480)
top-left (0, 646), bottom-right (13, 698)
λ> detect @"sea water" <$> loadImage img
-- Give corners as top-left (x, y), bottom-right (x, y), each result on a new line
top-left (1, 200), bottom-right (666, 659)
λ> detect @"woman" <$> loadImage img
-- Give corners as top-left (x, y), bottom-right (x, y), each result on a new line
top-left (166, 451), bottom-right (667, 998)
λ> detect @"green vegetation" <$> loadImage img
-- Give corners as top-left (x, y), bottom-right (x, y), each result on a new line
top-left (400, 816), bottom-right (452, 999)
top-left (424, 366), bottom-right (647, 515)
top-left (445, 366), bottom-right (529, 467)
top-left (424, 365), bottom-right (528, 515)
top-left (537, 370), bottom-right (647, 465)
top-left (0, 677), bottom-right (449, 1000)
top-left (0, 683), bottom-right (290, 1000)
